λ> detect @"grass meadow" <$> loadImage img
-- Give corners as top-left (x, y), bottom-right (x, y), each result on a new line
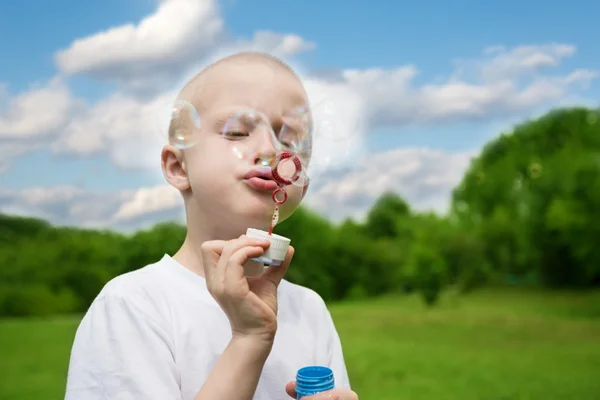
top-left (1, 288), bottom-right (599, 399)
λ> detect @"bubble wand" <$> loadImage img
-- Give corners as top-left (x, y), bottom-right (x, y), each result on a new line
top-left (246, 151), bottom-right (303, 266)
top-left (268, 151), bottom-right (303, 234)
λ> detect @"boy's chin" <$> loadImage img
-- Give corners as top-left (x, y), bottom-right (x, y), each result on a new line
top-left (233, 188), bottom-right (299, 229)
top-left (227, 208), bottom-right (272, 233)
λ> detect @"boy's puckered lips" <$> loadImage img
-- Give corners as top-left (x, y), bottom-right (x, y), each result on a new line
top-left (243, 167), bottom-right (278, 191)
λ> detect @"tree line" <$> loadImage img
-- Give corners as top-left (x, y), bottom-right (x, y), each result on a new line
top-left (1, 107), bottom-right (599, 317)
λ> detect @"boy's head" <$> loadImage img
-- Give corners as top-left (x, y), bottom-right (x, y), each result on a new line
top-left (161, 52), bottom-right (312, 239)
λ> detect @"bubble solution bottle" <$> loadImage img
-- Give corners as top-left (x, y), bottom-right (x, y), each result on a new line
top-left (295, 366), bottom-right (335, 399)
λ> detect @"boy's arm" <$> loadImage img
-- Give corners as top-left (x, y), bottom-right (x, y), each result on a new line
top-left (193, 335), bottom-right (273, 400)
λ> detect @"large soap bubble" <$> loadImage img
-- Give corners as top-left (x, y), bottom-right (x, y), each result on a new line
top-left (221, 105), bottom-right (312, 188)
top-left (164, 88), bottom-right (363, 238)
top-left (299, 83), bottom-right (365, 182)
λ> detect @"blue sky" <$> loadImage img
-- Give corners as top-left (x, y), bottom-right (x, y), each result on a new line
top-left (3, 0), bottom-right (599, 88)
top-left (0, 0), bottom-right (598, 229)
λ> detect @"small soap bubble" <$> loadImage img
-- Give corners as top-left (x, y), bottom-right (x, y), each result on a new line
top-left (587, 110), bottom-right (598, 125)
top-left (529, 162), bottom-right (542, 179)
top-left (169, 100), bottom-right (201, 149)
top-left (311, 99), bottom-right (359, 142)
top-left (475, 171), bottom-right (485, 184)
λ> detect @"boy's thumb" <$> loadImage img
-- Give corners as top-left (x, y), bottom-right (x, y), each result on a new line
top-left (285, 381), bottom-right (297, 398)
top-left (263, 246), bottom-right (295, 285)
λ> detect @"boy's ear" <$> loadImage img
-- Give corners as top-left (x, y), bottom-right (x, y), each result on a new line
top-left (161, 145), bottom-right (190, 191)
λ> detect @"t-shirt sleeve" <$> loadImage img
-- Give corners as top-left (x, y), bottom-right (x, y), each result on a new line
top-left (322, 303), bottom-right (351, 390)
top-left (65, 292), bottom-right (182, 400)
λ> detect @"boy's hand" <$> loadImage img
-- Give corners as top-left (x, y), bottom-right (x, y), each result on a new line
top-left (200, 235), bottom-right (294, 341)
top-left (285, 382), bottom-right (358, 399)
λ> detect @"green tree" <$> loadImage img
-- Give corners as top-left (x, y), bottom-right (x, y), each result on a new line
top-left (365, 192), bottom-right (411, 239)
top-left (451, 107), bottom-right (600, 287)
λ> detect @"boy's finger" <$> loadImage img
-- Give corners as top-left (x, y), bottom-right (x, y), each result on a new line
top-left (219, 236), bottom-right (245, 263)
top-left (285, 381), bottom-right (296, 398)
top-left (199, 240), bottom-right (226, 280)
top-left (217, 236), bottom-right (269, 271)
top-left (309, 389), bottom-right (359, 399)
top-left (262, 246), bottom-right (294, 285)
top-left (213, 239), bottom-right (239, 284)
top-left (200, 240), bottom-right (226, 259)
top-left (219, 235), bottom-right (265, 255)
top-left (226, 246), bottom-right (267, 282)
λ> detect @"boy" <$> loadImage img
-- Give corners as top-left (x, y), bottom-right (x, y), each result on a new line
top-left (64, 52), bottom-right (359, 400)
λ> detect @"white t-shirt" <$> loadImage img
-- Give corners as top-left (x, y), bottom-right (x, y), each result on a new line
top-left (65, 255), bottom-right (350, 400)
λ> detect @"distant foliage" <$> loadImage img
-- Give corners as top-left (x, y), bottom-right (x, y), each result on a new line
top-left (1, 107), bottom-right (599, 316)
top-left (451, 107), bottom-right (600, 288)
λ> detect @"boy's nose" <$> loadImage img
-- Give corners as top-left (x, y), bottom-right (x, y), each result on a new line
top-left (252, 128), bottom-right (278, 164)
top-left (253, 147), bottom-right (277, 166)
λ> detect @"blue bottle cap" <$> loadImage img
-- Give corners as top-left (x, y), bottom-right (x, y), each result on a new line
top-left (295, 366), bottom-right (335, 399)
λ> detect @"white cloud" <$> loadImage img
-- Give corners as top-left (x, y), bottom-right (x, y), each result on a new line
top-left (0, 78), bottom-right (76, 139)
top-left (55, 0), bottom-right (223, 78)
top-left (0, 186), bottom-right (125, 228)
top-left (113, 184), bottom-right (181, 221)
top-left (240, 30), bottom-right (316, 57)
top-left (477, 44), bottom-right (576, 81)
top-left (0, 184), bottom-right (184, 231)
top-left (52, 90), bottom-right (176, 173)
top-left (339, 45), bottom-right (596, 128)
top-left (305, 148), bottom-right (476, 222)
top-left (0, 78), bottom-right (80, 175)
top-left (54, 0), bottom-right (315, 94)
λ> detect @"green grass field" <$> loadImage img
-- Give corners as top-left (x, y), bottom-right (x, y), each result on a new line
top-left (1, 289), bottom-right (600, 399)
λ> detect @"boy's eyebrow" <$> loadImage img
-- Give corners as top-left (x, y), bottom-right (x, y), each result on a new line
top-left (209, 105), bottom-right (312, 135)
top-left (213, 114), bottom-right (235, 129)
top-left (211, 110), bottom-right (285, 131)
top-left (211, 110), bottom-right (250, 130)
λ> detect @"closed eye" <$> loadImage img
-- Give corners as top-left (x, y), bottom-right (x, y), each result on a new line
top-left (223, 131), bottom-right (248, 139)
